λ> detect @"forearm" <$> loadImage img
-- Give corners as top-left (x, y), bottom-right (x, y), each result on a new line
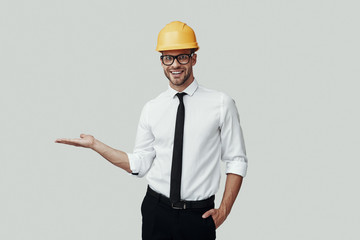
top-left (91, 138), bottom-right (131, 173)
top-left (219, 173), bottom-right (243, 217)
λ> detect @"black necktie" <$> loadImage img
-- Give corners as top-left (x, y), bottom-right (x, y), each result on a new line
top-left (170, 92), bottom-right (186, 203)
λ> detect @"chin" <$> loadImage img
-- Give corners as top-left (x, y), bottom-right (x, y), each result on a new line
top-left (171, 79), bottom-right (186, 86)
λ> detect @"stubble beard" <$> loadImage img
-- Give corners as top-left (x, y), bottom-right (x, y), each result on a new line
top-left (164, 67), bottom-right (192, 87)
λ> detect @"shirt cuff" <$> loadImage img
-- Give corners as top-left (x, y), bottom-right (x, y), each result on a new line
top-left (127, 152), bottom-right (142, 177)
top-left (225, 157), bottom-right (248, 177)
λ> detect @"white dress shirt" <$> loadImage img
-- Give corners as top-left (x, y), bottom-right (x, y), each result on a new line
top-left (127, 80), bottom-right (247, 201)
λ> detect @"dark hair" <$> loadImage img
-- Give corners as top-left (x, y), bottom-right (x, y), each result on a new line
top-left (190, 48), bottom-right (197, 54)
top-left (160, 48), bottom-right (197, 55)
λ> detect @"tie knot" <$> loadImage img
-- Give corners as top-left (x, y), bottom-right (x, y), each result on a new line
top-left (176, 92), bottom-right (186, 102)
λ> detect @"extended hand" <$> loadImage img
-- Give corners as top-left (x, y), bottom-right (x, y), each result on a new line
top-left (202, 208), bottom-right (227, 229)
top-left (55, 134), bottom-right (95, 148)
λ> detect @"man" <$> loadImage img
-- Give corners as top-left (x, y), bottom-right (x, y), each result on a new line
top-left (56, 21), bottom-right (247, 240)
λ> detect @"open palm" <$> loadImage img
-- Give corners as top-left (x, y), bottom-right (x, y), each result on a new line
top-left (55, 134), bottom-right (95, 148)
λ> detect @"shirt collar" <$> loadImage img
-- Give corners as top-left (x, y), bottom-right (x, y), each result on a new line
top-left (167, 79), bottom-right (199, 98)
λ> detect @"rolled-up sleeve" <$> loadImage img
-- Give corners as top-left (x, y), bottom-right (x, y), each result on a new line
top-left (220, 94), bottom-right (248, 177)
top-left (127, 102), bottom-right (156, 177)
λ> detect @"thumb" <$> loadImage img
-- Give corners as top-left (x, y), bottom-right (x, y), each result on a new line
top-left (80, 133), bottom-right (86, 138)
top-left (202, 209), bottom-right (214, 219)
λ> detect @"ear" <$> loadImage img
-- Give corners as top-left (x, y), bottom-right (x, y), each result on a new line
top-left (191, 53), bottom-right (197, 66)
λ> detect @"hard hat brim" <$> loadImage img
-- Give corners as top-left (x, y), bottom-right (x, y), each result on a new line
top-left (156, 44), bottom-right (199, 52)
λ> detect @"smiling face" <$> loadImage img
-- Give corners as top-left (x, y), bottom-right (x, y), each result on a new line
top-left (161, 49), bottom-right (197, 92)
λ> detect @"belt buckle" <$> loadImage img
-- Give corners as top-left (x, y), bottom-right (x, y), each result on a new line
top-left (171, 202), bottom-right (187, 210)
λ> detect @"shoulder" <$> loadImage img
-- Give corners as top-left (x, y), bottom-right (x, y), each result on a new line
top-left (197, 85), bottom-right (235, 105)
top-left (197, 86), bottom-right (239, 124)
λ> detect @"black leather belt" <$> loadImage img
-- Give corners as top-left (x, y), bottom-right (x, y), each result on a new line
top-left (147, 186), bottom-right (215, 210)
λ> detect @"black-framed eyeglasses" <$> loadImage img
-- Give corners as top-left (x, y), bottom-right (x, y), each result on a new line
top-left (160, 53), bottom-right (194, 66)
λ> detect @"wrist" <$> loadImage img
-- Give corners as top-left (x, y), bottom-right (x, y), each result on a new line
top-left (219, 204), bottom-right (230, 217)
top-left (90, 138), bottom-right (99, 150)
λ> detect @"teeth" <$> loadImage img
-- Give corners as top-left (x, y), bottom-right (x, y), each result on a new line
top-left (172, 71), bottom-right (181, 74)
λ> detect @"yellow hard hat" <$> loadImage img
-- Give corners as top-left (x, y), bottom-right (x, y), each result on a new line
top-left (156, 21), bottom-right (199, 52)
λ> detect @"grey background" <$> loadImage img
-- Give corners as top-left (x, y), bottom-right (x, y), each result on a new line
top-left (1, 0), bottom-right (359, 239)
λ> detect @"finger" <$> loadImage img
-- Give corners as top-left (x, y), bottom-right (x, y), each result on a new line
top-left (202, 209), bottom-right (215, 218)
top-left (62, 142), bottom-right (81, 147)
top-left (55, 138), bottom-right (69, 143)
top-left (55, 138), bottom-right (81, 145)
top-left (55, 138), bottom-right (72, 143)
top-left (80, 133), bottom-right (86, 138)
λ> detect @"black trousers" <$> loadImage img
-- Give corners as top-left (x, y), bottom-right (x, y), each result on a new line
top-left (141, 192), bottom-right (216, 240)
